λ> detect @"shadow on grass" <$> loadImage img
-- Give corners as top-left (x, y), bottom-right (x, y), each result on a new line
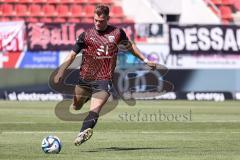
top-left (83, 147), bottom-right (177, 152)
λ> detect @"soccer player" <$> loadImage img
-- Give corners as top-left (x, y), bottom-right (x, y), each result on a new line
top-left (54, 4), bottom-right (156, 146)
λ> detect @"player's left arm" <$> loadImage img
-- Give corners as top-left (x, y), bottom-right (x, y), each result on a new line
top-left (127, 42), bottom-right (157, 70)
top-left (119, 28), bottom-right (156, 70)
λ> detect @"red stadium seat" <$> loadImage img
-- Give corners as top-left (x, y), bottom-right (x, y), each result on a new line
top-left (70, 5), bottom-right (84, 17)
top-left (18, 0), bottom-right (32, 3)
top-left (56, 5), bottom-right (71, 17)
top-left (43, 5), bottom-right (57, 17)
top-left (12, 17), bottom-right (25, 22)
top-left (222, 18), bottom-right (230, 24)
top-left (111, 6), bottom-right (124, 17)
top-left (89, 0), bottom-right (102, 4)
top-left (54, 17), bottom-right (66, 22)
top-left (234, 0), bottom-right (240, 11)
top-left (1, 0), bottom-right (18, 2)
top-left (0, 17), bottom-right (11, 21)
top-left (0, 4), bottom-right (2, 15)
top-left (81, 18), bottom-right (93, 23)
top-left (109, 18), bottom-right (122, 23)
top-left (219, 6), bottom-right (233, 19)
top-left (84, 5), bottom-right (95, 17)
top-left (61, 0), bottom-right (74, 3)
top-left (29, 4), bottom-right (43, 17)
top-left (40, 17), bottom-right (52, 23)
top-left (15, 4), bottom-right (29, 16)
top-left (68, 17), bottom-right (81, 23)
top-left (32, 0), bottom-right (47, 3)
top-left (222, 0), bottom-right (235, 5)
top-left (74, 0), bottom-right (88, 4)
top-left (26, 17), bottom-right (39, 22)
top-left (48, 0), bottom-right (61, 4)
top-left (2, 4), bottom-right (15, 16)
top-left (101, 0), bottom-right (113, 4)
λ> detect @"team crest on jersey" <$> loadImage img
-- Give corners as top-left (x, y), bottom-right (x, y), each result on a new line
top-left (108, 36), bottom-right (115, 42)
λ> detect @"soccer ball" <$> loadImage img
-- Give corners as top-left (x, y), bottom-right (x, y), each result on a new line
top-left (41, 135), bottom-right (62, 154)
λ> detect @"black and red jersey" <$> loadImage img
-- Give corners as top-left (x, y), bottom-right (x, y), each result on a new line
top-left (72, 25), bottom-right (129, 81)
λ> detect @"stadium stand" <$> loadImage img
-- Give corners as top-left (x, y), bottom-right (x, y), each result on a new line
top-left (56, 4), bottom-right (71, 17)
top-left (67, 17), bottom-right (81, 22)
top-left (26, 17), bottom-right (38, 22)
top-left (39, 17), bottom-right (52, 23)
top-left (219, 6), bottom-right (232, 19)
top-left (148, 0), bottom-right (220, 24)
top-left (122, 0), bottom-right (164, 23)
top-left (2, 3), bottom-right (15, 16)
top-left (29, 4), bottom-right (43, 16)
top-left (15, 4), bottom-right (29, 16)
top-left (0, 0), bottom-right (132, 23)
top-left (42, 4), bottom-right (58, 17)
top-left (205, 0), bottom-right (240, 23)
top-left (70, 5), bottom-right (84, 17)
top-left (83, 4), bottom-right (95, 17)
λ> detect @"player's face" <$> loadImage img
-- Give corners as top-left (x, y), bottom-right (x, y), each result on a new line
top-left (94, 14), bottom-right (109, 31)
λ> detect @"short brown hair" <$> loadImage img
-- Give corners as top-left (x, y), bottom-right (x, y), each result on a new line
top-left (95, 4), bottom-right (109, 17)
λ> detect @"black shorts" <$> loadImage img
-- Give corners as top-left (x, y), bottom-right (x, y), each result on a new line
top-left (78, 78), bottom-right (112, 94)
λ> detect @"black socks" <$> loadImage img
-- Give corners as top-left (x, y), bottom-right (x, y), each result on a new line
top-left (80, 111), bottom-right (99, 132)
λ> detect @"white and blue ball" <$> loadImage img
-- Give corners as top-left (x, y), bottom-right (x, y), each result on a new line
top-left (41, 135), bottom-right (62, 154)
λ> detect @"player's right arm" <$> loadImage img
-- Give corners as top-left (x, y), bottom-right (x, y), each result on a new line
top-left (54, 50), bottom-right (77, 84)
top-left (54, 32), bottom-right (86, 84)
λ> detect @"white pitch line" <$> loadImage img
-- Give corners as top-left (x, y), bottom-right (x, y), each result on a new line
top-left (1, 121), bottom-right (240, 124)
top-left (1, 131), bottom-right (75, 134)
top-left (1, 131), bottom-right (240, 134)
top-left (140, 131), bottom-right (240, 134)
top-left (0, 122), bottom-right (77, 124)
top-left (0, 122), bottom-right (37, 124)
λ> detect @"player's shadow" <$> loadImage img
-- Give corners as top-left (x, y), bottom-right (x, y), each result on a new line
top-left (83, 147), bottom-right (177, 152)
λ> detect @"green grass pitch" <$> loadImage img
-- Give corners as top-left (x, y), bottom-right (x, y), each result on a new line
top-left (0, 100), bottom-right (240, 160)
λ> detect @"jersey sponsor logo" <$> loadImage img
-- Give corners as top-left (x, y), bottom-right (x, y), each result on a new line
top-left (96, 45), bottom-right (113, 59)
top-left (97, 45), bottom-right (108, 56)
top-left (108, 36), bottom-right (115, 42)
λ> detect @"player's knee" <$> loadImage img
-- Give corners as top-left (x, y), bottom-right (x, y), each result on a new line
top-left (71, 104), bottom-right (77, 110)
top-left (71, 103), bottom-right (83, 110)
top-left (72, 98), bottom-right (85, 110)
